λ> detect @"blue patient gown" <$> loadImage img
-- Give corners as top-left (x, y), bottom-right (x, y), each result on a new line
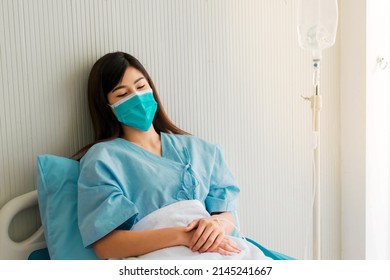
top-left (78, 132), bottom-right (240, 248)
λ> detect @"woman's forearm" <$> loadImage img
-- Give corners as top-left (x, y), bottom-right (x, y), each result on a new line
top-left (93, 226), bottom-right (192, 259)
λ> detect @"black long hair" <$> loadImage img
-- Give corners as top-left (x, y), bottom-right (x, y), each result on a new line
top-left (73, 52), bottom-right (188, 159)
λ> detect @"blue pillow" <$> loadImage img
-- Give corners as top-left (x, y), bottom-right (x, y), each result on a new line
top-left (37, 154), bottom-right (98, 260)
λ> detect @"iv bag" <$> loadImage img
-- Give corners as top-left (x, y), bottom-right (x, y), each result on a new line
top-left (297, 0), bottom-right (338, 53)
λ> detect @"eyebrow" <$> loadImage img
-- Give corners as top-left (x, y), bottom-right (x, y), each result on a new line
top-left (111, 77), bottom-right (145, 93)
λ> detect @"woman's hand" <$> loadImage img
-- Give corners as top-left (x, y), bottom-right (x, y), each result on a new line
top-left (207, 236), bottom-right (241, 256)
top-left (185, 218), bottom-right (241, 255)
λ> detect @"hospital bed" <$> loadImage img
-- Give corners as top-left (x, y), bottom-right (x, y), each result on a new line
top-left (0, 190), bottom-right (47, 259)
top-left (0, 188), bottom-right (292, 260)
top-left (1, 153), bottom-right (293, 260)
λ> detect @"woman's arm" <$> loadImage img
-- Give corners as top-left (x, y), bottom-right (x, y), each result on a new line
top-left (93, 226), bottom-right (193, 259)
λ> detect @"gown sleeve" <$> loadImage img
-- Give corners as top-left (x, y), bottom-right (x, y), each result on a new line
top-left (77, 147), bottom-right (139, 248)
top-left (205, 145), bottom-right (240, 213)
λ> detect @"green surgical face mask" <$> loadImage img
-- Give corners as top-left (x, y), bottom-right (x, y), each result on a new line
top-left (110, 89), bottom-right (157, 131)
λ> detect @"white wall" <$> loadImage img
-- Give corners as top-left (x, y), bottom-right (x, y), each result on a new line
top-left (0, 0), bottom-right (341, 259)
top-left (366, 0), bottom-right (390, 260)
top-left (340, 0), bottom-right (366, 260)
top-left (341, 0), bottom-right (390, 260)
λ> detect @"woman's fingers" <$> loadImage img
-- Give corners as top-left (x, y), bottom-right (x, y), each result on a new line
top-left (207, 237), bottom-right (242, 255)
top-left (189, 219), bottom-right (221, 251)
top-left (190, 223), bottom-right (208, 250)
top-left (185, 219), bottom-right (200, 232)
top-left (220, 241), bottom-right (241, 254)
top-left (224, 237), bottom-right (242, 253)
top-left (215, 247), bottom-right (233, 256)
top-left (205, 232), bottom-right (225, 252)
top-left (198, 230), bottom-right (221, 253)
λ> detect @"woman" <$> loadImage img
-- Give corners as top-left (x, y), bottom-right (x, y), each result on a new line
top-left (76, 52), bottom-right (257, 259)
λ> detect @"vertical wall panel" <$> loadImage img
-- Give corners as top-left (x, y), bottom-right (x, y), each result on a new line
top-left (0, 0), bottom-right (340, 259)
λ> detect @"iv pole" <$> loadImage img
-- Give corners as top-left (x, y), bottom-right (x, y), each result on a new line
top-left (312, 59), bottom-right (322, 261)
top-left (303, 54), bottom-right (322, 260)
top-left (298, 0), bottom-right (338, 260)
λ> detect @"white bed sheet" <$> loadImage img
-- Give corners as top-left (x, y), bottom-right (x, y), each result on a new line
top-left (114, 200), bottom-right (270, 260)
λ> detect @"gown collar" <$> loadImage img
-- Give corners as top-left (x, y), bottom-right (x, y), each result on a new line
top-left (114, 133), bottom-right (185, 166)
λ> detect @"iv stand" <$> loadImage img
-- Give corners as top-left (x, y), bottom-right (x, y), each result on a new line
top-left (297, 0), bottom-right (338, 259)
top-left (303, 58), bottom-right (322, 260)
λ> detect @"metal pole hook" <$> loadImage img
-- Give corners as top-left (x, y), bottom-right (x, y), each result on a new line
top-left (377, 57), bottom-right (388, 70)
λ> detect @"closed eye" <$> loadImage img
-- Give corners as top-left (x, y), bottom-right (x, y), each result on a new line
top-left (117, 92), bottom-right (128, 98)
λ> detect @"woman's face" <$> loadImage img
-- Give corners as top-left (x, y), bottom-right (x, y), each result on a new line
top-left (107, 66), bottom-right (151, 105)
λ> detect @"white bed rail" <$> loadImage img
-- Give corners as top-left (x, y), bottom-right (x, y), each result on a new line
top-left (0, 190), bottom-right (46, 260)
